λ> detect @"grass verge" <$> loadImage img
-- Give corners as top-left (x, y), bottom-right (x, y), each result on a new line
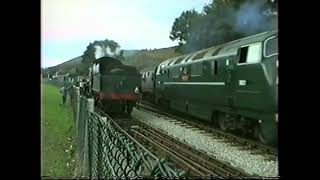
top-left (41, 83), bottom-right (75, 177)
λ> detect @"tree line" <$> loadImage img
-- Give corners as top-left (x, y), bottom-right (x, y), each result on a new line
top-left (169, 0), bottom-right (278, 53)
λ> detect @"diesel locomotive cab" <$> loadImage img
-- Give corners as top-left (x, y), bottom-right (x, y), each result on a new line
top-left (151, 31), bottom-right (278, 145)
top-left (264, 35), bottom-right (278, 124)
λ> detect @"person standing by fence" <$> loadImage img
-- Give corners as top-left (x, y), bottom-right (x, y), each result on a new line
top-left (60, 86), bottom-right (67, 107)
top-left (60, 84), bottom-right (71, 107)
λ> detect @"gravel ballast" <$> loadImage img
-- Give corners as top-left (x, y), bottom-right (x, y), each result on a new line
top-left (131, 109), bottom-right (278, 177)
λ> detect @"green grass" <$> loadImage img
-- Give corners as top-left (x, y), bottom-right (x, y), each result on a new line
top-left (41, 84), bottom-right (75, 177)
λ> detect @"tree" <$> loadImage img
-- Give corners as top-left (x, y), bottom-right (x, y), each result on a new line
top-left (169, 9), bottom-right (202, 48)
top-left (82, 43), bottom-right (96, 63)
top-left (170, 0), bottom-right (278, 54)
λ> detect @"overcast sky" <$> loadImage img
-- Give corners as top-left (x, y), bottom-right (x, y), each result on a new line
top-left (41, 0), bottom-right (211, 68)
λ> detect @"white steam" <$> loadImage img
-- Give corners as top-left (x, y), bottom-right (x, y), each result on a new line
top-left (94, 45), bottom-right (122, 59)
top-left (94, 45), bottom-right (105, 59)
top-left (115, 47), bottom-right (121, 56)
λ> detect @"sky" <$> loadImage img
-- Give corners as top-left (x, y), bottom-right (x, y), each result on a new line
top-left (41, 0), bottom-right (211, 68)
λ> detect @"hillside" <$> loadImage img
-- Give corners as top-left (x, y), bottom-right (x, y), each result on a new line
top-left (123, 46), bottom-right (182, 72)
top-left (43, 56), bottom-right (83, 76)
top-left (122, 49), bottom-right (140, 57)
top-left (43, 46), bottom-right (182, 76)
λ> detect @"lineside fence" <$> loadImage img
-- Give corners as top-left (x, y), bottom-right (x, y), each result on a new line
top-left (42, 79), bottom-right (72, 88)
top-left (44, 79), bottom-right (182, 178)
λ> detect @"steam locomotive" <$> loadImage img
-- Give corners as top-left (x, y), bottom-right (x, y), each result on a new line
top-left (141, 30), bottom-right (278, 145)
top-left (86, 56), bottom-right (141, 115)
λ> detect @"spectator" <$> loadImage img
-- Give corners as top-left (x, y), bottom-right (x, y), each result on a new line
top-left (59, 85), bottom-right (70, 107)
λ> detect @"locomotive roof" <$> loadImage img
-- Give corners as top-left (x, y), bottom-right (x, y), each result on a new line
top-left (93, 56), bottom-right (123, 66)
top-left (93, 56), bottom-right (139, 74)
top-left (159, 30), bottom-right (278, 68)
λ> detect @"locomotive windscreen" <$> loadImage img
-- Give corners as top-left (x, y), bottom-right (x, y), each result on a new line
top-left (265, 36), bottom-right (278, 57)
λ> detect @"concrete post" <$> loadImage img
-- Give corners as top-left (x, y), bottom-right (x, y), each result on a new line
top-left (83, 98), bottom-right (94, 177)
top-left (87, 99), bottom-right (94, 113)
top-left (76, 87), bottom-right (80, 126)
top-left (74, 86), bottom-right (81, 177)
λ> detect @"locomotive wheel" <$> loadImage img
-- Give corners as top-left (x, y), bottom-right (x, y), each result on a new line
top-left (218, 114), bottom-right (229, 131)
top-left (255, 124), bottom-right (272, 145)
top-left (255, 126), bottom-right (267, 144)
top-left (127, 106), bottom-right (133, 115)
top-left (210, 111), bottom-right (219, 126)
top-left (121, 104), bottom-right (126, 113)
top-left (155, 97), bottom-right (159, 104)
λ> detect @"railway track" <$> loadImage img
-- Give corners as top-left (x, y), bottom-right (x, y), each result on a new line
top-left (139, 100), bottom-right (277, 158)
top-left (95, 107), bottom-right (252, 178)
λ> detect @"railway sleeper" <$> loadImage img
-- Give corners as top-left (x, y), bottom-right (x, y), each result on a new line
top-left (136, 127), bottom-right (249, 177)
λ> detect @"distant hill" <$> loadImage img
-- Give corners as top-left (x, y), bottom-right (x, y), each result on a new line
top-left (123, 46), bottom-right (182, 72)
top-left (122, 49), bottom-right (140, 57)
top-left (43, 46), bottom-right (182, 77)
top-left (43, 56), bottom-right (83, 76)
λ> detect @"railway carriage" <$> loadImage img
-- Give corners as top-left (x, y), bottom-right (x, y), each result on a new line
top-left (152, 31), bottom-right (278, 144)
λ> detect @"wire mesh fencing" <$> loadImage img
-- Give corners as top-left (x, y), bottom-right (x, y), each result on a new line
top-left (44, 79), bottom-right (182, 178)
top-left (72, 95), bottom-right (181, 178)
top-left (87, 111), bottom-right (181, 178)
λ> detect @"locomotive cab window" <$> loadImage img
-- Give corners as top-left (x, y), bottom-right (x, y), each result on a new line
top-left (157, 65), bottom-right (165, 75)
top-left (238, 42), bottom-right (262, 64)
top-left (183, 55), bottom-right (193, 63)
top-left (183, 66), bottom-right (191, 74)
top-left (211, 46), bottom-right (223, 57)
top-left (192, 51), bottom-right (208, 61)
top-left (168, 59), bottom-right (177, 66)
top-left (174, 57), bottom-right (185, 65)
top-left (171, 67), bottom-right (180, 78)
top-left (264, 36), bottom-right (278, 57)
top-left (156, 66), bottom-right (161, 75)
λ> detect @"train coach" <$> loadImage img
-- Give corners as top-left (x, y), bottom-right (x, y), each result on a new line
top-left (144, 30), bottom-right (278, 145)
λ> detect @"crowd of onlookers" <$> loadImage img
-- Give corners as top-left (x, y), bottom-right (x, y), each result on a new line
top-left (59, 77), bottom-right (88, 107)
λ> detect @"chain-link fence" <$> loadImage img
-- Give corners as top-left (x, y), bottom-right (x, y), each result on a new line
top-left (87, 111), bottom-right (182, 178)
top-left (74, 96), bottom-right (182, 178)
top-left (44, 79), bottom-right (182, 178)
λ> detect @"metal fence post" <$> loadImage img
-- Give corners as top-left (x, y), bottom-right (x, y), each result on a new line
top-left (74, 87), bottom-right (81, 177)
top-left (76, 87), bottom-right (80, 126)
top-left (97, 117), bottom-right (105, 179)
top-left (83, 98), bottom-right (94, 177)
top-left (80, 108), bottom-right (180, 178)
